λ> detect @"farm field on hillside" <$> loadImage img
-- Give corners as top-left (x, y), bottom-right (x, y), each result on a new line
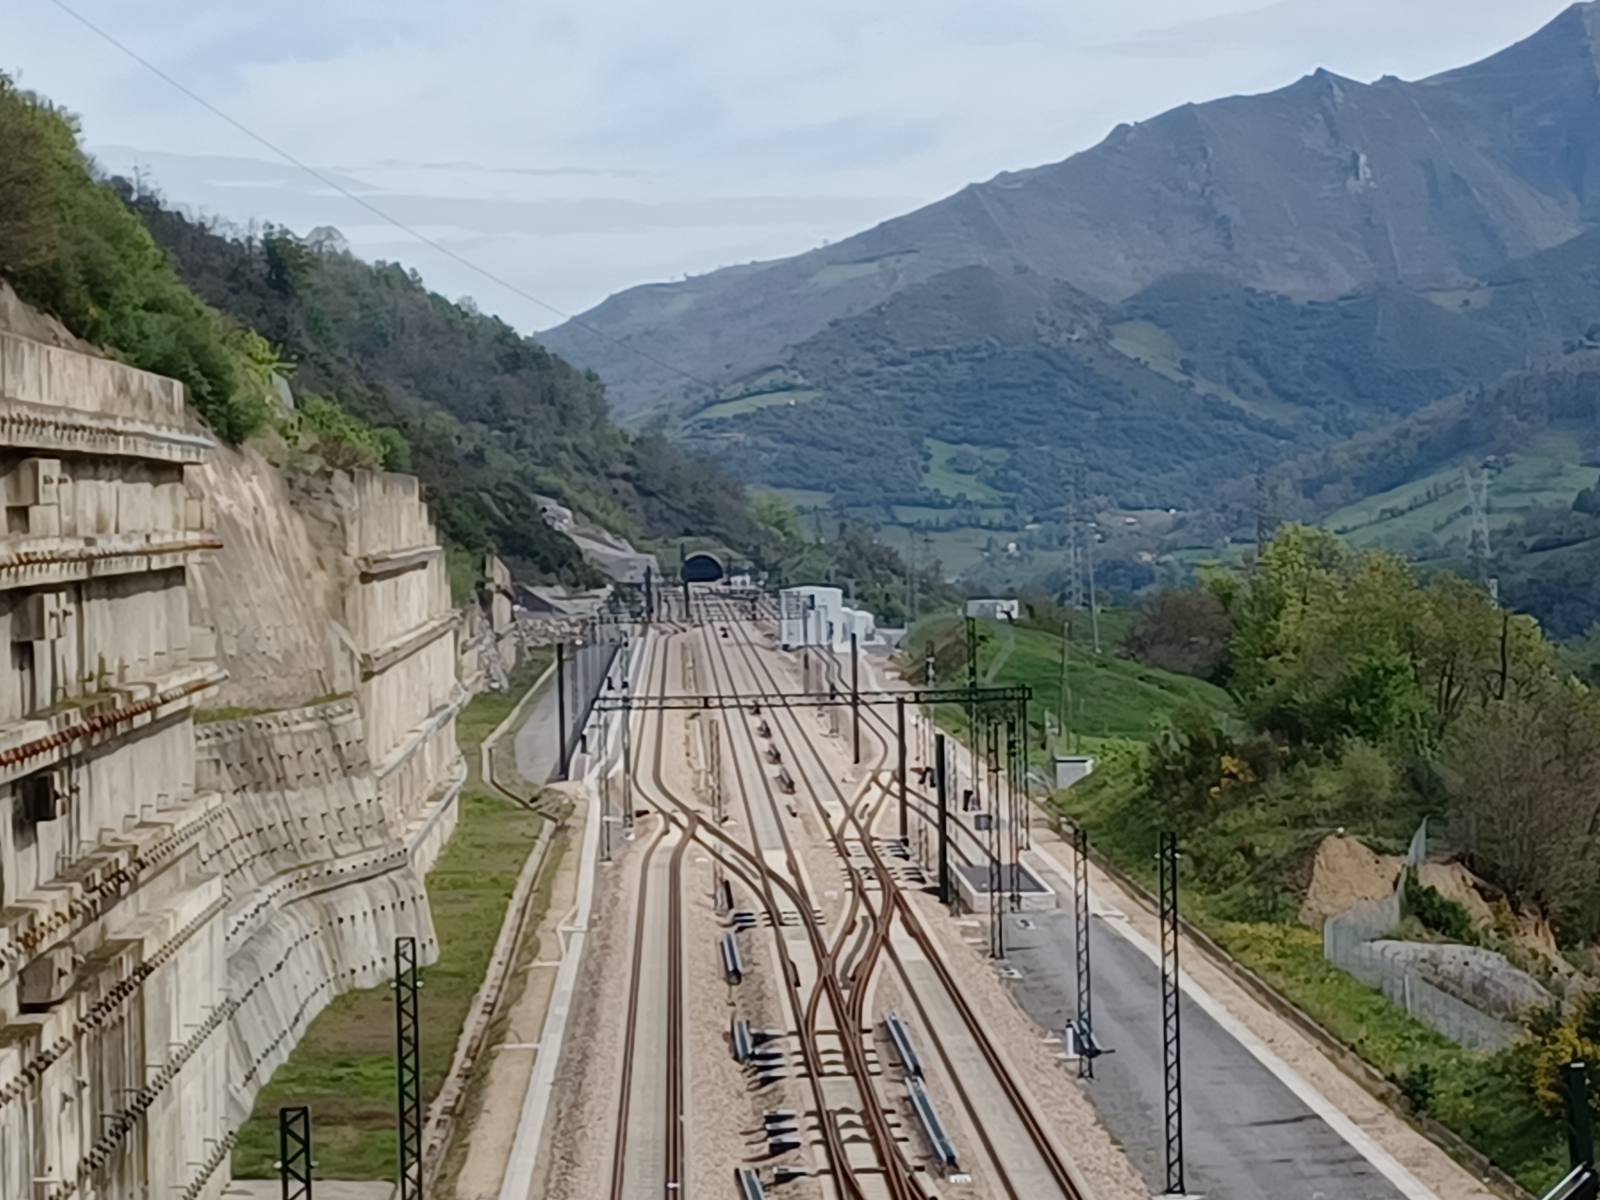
top-left (690, 389), bottom-right (820, 422)
top-left (922, 439), bottom-right (1007, 503)
top-left (1325, 432), bottom-right (1600, 549)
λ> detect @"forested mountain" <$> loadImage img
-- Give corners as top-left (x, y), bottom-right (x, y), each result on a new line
top-left (118, 189), bottom-right (782, 583)
top-left (527, 1), bottom-right (1600, 613)
top-left (680, 264), bottom-right (1524, 512)
top-left (0, 72), bottom-right (949, 615)
top-left (544, 3), bottom-right (1600, 421)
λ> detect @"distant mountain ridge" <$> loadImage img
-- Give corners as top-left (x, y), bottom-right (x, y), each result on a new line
top-left (544, 3), bottom-right (1600, 419)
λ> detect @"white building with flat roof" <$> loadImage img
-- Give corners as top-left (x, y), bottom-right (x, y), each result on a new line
top-left (779, 585), bottom-right (844, 649)
top-left (779, 586), bottom-right (881, 650)
top-left (966, 597), bottom-right (1020, 621)
top-left (839, 605), bottom-right (876, 646)
top-left (1055, 755), bottom-right (1096, 790)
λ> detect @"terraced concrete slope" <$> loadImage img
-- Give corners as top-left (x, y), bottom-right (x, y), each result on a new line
top-left (542, 4), bottom-right (1600, 421)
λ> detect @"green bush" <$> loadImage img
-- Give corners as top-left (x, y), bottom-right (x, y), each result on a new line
top-left (297, 393), bottom-right (401, 472)
top-left (1404, 874), bottom-right (1477, 942)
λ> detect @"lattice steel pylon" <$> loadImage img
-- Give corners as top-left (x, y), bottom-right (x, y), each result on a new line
top-left (1063, 460), bottom-right (1102, 653)
top-left (1465, 470), bottom-right (1491, 601)
top-left (1159, 832), bottom-right (1185, 1196)
top-left (986, 713), bottom-right (1004, 960)
top-left (278, 1106), bottom-right (312, 1200)
top-left (395, 936), bottom-right (423, 1200)
top-left (1073, 824), bottom-right (1094, 1079)
top-left (1066, 462), bottom-right (1088, 615)
top-left (1254, 464), bottom-right (1275, 564)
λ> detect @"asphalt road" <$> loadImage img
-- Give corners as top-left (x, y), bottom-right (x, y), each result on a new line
top-left (511, 677), bottom-right (563, 785)
top-left (1002, 887), bottom-right (1410, 1200)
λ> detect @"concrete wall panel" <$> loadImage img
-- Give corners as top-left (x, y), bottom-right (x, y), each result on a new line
top-left (0, 317), bottom-right (469, 1200)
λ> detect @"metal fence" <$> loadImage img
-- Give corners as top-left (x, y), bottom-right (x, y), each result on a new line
top-left (1324, 919), bottom-right (1518, 1052)
top-left (556, 616), bottom-right (628, 779)
top-left (1321, 822), bottom-right (1518, 1053)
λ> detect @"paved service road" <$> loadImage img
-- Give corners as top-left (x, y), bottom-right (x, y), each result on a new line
top-left (1003, 885), bottom-right (1410, 1200)
top-left (512, 675), bottom-right (564, 785)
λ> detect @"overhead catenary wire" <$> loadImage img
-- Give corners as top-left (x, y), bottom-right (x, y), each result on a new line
top-left (40, 0), bottom-right (723, 394)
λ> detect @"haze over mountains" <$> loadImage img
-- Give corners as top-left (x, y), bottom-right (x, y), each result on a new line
top-left (541, 3), bottom-right (1600, 533)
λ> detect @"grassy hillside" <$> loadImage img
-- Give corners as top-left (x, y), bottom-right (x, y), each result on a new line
top-left (1282, 353), bottom-right (1600, 634)
top-left (685, 266), bottom-right (1309, 514)
top-left (1324, 431), bottom-right (1600, 551)
top-left (904, 612), bottom-right (1229, 744)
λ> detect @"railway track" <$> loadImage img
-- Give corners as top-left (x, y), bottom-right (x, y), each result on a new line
top-left (626, 619), bottom-right (885, 1200)
top-left (606, 822), bottom-right (698, 1196)
top-left (606, 631), bottom-right (703, 1200)
top-left (599, 597), bottom-right (1085, 1200)
top-left (703, 597), bottom-right (1088, 1200)
top-left (696, 619), bottom-right (906, 1200)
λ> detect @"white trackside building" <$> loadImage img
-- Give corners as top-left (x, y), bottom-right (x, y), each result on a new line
top-left (779, 585), bottom-right (876, 651)
top-left (965, 597), bottom-right (1020, 621)
top-left (780, 585), bottom-right (844, 649)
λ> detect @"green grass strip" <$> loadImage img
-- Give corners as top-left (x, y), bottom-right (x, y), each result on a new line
top-left (231, 670), bottom-right (547, 1179)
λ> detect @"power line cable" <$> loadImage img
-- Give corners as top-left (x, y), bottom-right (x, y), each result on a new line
top-left (41, 0), bottom-right (720, 392)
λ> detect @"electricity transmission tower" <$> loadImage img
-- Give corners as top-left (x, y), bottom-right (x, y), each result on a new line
top-left (1465, 466), bottom-right (1496, 599)
top-left (1063, 461), bottom-right (1101, 654)
top-left (1066, 463), bottom-right (1086, 615)
top-left (1254, 465), bottom-right (1276, 562)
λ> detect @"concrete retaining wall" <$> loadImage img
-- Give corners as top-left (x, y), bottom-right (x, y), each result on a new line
top-left (196, 700), bottom-right (450, 1124)
top-left (188, 444), bottom-right (348, 712)
top-left (194, 458), bottom-right (467, 1152)
top-left (0, 300), bottom-right (473, 1200)
top-left (0, 323), bottom-right (230, 1200)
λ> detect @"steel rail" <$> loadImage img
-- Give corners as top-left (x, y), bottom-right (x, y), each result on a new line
top-left (717, 603), bottom-right (1087, 1200)
top-left (606, 815), bottom-right (670, 1200)
top-left (666, 821), bottom-right (693, 1198)
top-left (631, 623), bottom-right (874, 1200)
top-left (695, 619), bottom-right (906, 1200)
top-left (702, 609), bottom-right (930, 1200)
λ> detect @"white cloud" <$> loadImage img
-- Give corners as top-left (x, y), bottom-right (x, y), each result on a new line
top-left (0, 0), bottom-right (1572, 328)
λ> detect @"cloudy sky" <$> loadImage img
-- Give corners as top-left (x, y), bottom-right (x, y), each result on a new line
top-left (1, 0), bottom-right (1572, 331)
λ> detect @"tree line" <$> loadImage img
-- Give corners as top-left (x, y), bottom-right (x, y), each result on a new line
top-left (1126, 525), bottom-right (1600, 936)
